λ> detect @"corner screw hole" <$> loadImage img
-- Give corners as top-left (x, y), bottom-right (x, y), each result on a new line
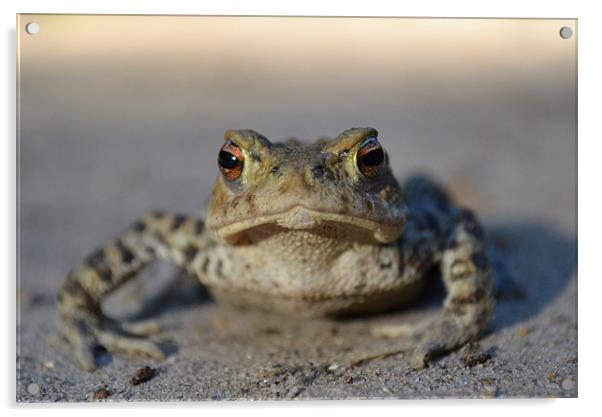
top-left (559, 26), bottom-right (573, 40)
top-left (25, 22), bottom-right (39, 35)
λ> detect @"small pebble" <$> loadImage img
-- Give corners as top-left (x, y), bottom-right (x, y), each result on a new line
top-left (261, 327), bottom-right (280, 335)
top-left (517, 326), bottom-right (529, 337)
top-left (547, 372), bottom-right (558, 382)
top-left (327, 363), bottom-right (339, 371)
top-left (26, 383), bottom-right (40, 396)
top-left (561, 378), bottom-right (575, 391)
top-left (129, 366), bottom-right (156, 386)
top-left (43, 361), bottom-right (54, 369)
top-left (93, 386), bottom-right (110, 400)
top-left (481, 382), bottom-right (497, 398)
top-left (372, 324), bottom-right (414, 338)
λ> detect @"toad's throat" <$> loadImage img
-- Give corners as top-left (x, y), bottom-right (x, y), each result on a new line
top-left (212, 205), bottom-right (405, 244)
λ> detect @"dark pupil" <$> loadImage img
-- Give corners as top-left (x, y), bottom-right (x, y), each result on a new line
top-left (361, 147), bottom-right (384, 166)
top-left (218, 150), bottom-right (239, 169)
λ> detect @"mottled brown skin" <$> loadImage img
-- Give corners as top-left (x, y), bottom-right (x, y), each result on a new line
top-left (57, 127), bottom-right (494, 371)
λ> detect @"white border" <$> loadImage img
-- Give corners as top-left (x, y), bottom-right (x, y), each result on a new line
top-left (3, 0), bottom-right (598, 415)
top-left (2, 0), bottom-right (583, 18)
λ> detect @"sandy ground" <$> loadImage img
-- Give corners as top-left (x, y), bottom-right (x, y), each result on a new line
top-left (16, 16), bottom-right (576, 401)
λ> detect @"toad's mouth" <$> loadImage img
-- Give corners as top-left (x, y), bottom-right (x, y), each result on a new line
top-left (211, 205), bottom-right (405, 243)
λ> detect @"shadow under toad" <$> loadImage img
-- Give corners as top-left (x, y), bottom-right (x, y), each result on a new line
top-left (124, 272), bottom-right (212, 322)
top-left (485, 221), bottom-right (576, 331)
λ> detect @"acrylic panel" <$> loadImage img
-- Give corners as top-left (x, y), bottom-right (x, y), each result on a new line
top-left (17, 15), bottom-right (577, 401)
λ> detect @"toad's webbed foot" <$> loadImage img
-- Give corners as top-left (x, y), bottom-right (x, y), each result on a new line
top-left (59, 313), bottom-right (165, 371)
top-left (57, 212), bottom-right (212, 371)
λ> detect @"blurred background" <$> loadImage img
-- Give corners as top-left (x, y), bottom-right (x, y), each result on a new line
top-left (16, 15), bottom-right (577, 400)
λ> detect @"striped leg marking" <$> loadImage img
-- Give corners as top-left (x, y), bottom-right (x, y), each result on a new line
top-left (57, 212), bottom-right (210, 371)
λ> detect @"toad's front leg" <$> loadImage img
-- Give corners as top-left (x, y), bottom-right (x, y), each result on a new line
top-left (57, 212), bottom-right (212, 371)
top-left (410, 207), bottom-right (495, 369)
top-left (371, 176), bottom-right (495, 369)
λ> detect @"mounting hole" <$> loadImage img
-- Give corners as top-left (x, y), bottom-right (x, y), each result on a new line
top-left (25, 22), bottom-right (39, 35)
top-left (559, 26), bottom-right (573, 40)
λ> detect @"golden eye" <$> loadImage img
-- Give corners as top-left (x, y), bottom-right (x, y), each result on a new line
top-left (356, 137), bottom-right (386, 177)
top-left (218, 140), bottom-right (244, 181)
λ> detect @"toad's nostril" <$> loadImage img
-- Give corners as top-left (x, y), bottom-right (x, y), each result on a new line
top-left (312, 165), bottom-right (326, 179)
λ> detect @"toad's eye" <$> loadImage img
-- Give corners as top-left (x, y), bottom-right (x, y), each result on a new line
top-left (356, 137), bottom-right (386, 177)
top-left (218, 140), bottom-right (244, 181)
